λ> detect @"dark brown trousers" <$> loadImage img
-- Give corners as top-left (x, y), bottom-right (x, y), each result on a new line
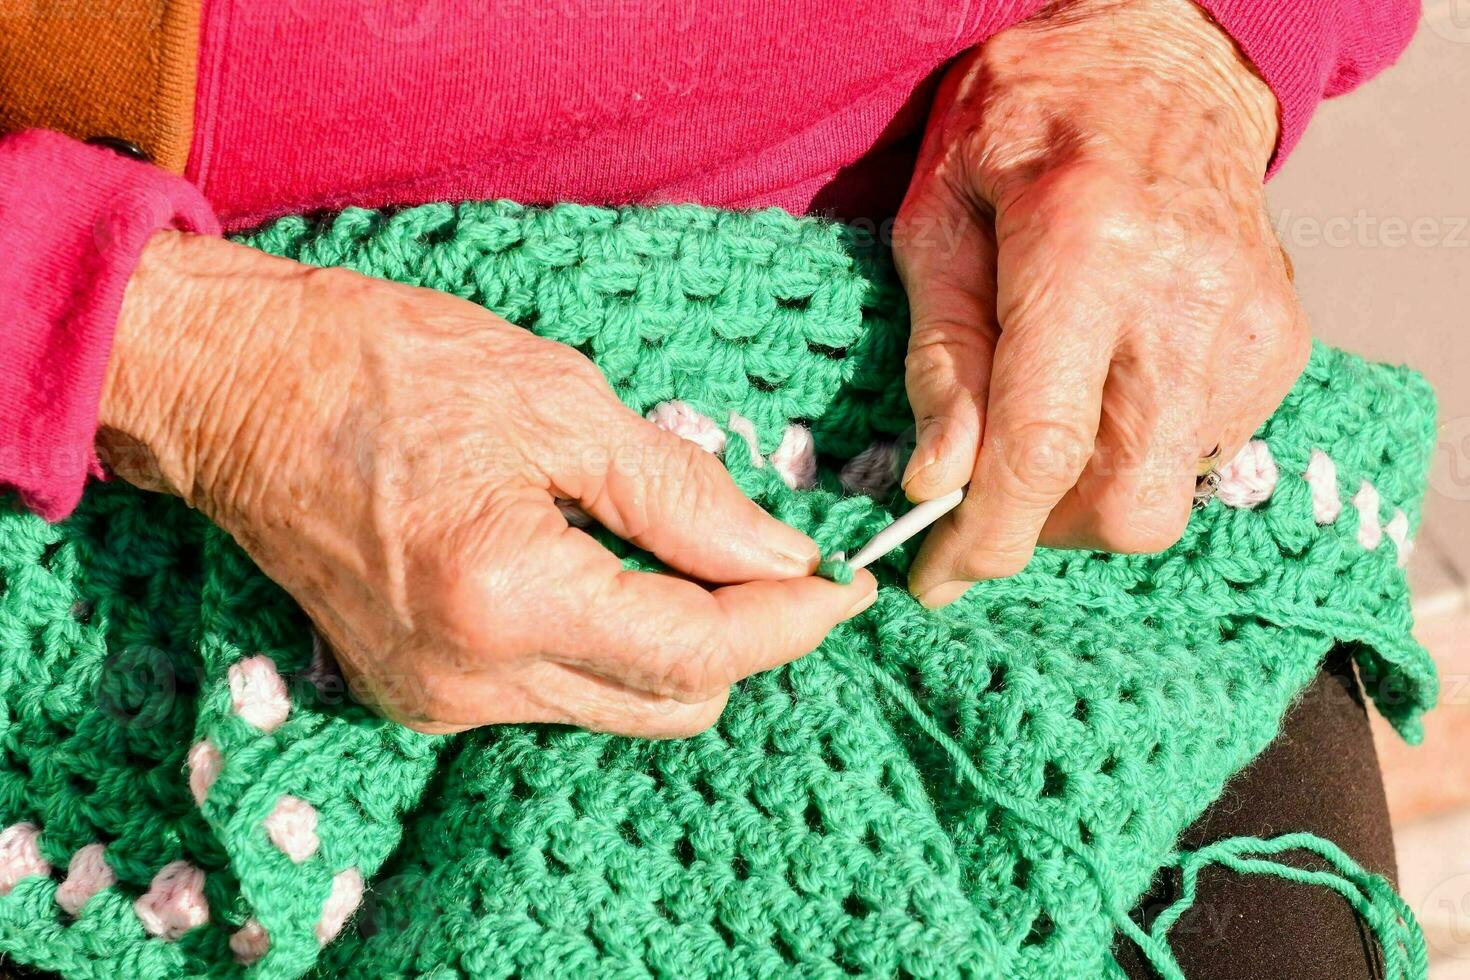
top-left (1115, 648), bottom-right (1396, 979)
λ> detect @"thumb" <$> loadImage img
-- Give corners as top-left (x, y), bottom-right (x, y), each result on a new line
top-left (559, 405), bottom-right (821, 583)
top-left (893, 192), bottom-right (999, 502)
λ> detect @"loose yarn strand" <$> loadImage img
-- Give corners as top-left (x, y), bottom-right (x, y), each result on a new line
top-left (840, 648), bottom-right (1427, 980)
top-left (1153, 834), bottom-right (1427, 980)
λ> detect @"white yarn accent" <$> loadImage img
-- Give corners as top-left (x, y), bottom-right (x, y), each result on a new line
top-left (1384, 509), bottom-right (1413, 567)
top-left (56, 843), bottom-right (114, 915)
top-left (840, 441), bottom-right (900, 498)
top-left (769, 425), bottom-right (817, 490)
top-left (1215, 440), bottom-right (1278, 509)
top-left (726, 412), bottom-right (765, 467)
top-left (228, 656), bottom-right (291, 733)
top-left (187, 739), bottom-right (222, 806)
top-left (230, 919), bottom-right (270, 964)
top-left (135, 861), bottom-right (209, 940)
top-left (316, 868), bottom-right (365, 945)
top-left (264, 795), bottom-right (320, 863)
top-left (646, 401), bottom-right (727, 455)
top-left (1353, 481), bottom-right (1383, 550)
top-left (0, 823), bottom-right (50, 896)
top-left (1304, 449), bottom-right (1342, 524)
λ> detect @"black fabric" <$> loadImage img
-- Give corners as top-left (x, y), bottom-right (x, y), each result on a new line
top-left (1116, 648), bottom-right (1396, 980)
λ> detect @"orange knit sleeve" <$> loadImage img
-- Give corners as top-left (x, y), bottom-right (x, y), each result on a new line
top-left (0, 0), bottom-right (202, 172)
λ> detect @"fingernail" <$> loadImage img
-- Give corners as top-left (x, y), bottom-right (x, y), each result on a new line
top-left (774, 540), bottom-right (820, 573)
top-left (901, 454), bottom-right (935, 496)
top-left (917, 580), bottom-right (972, 609)
top-left (902, 419), bottom-right (944, 497)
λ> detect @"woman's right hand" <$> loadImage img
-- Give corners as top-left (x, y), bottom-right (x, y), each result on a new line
top-left (100, 231), bottom-right (875, 737)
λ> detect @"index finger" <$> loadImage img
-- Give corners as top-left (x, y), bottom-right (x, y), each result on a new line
top-left (537, 507), bottom-right (878, 701)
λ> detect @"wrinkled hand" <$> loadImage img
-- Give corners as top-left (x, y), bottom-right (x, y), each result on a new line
top-left (895, 0), bottom-right (1309, 607)
top-left (101, 232), bottom-right (875, 736)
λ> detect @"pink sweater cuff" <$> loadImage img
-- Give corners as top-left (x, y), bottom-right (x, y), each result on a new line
top-left (0, 130), bottom-right (219, 521)
top-left (1197, 0), bottom-right (1419, 178)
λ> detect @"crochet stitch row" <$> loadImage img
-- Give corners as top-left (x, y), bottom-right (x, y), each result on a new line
top-left (0, 201), bottom-right (1437, 979)
top-left (0, 433), bottom-right (1417, 956)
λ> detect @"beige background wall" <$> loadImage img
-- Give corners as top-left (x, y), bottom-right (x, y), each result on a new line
top-left (1268, 10), bottom-right (1469, 605)
top-left (1270, 11), bottom-right (1469, 974)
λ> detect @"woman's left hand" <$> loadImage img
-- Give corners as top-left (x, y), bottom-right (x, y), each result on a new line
top-left (895, 0), bottom-right (1310, 607)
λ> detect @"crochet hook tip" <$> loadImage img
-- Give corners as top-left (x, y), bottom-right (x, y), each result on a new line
top-left (847, 487), bottom-right (964, 570)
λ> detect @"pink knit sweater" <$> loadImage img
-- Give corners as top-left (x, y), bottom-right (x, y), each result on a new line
top-left (0, 0), bottom-right (1421, 520)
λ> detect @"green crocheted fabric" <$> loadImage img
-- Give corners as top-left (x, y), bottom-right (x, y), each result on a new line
top-left (0, 202), bottom-right (1438, 979)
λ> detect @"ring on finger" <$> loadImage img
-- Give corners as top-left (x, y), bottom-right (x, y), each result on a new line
top-left (1193, 444), bottom-right (1222, 510)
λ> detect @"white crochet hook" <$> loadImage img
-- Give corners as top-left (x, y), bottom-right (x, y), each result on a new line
top-left (835, 487), bottom-right (965, 570)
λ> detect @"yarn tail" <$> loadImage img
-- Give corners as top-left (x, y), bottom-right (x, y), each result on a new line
top-left (839, 646), bottom-right (1428, 980)
top-left (1114, 833), bottom-right (1428, 980)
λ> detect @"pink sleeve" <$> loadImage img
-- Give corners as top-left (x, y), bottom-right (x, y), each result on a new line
top-left (0, 129), bottom-right (219, 521)
top-left (1197, 0), bottom-right (1420, 177)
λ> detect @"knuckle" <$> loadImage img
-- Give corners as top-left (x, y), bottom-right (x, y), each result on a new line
top-left (993, 419), bottom-right (1094, 499)
top-left (522, 345), bottom-right (613, 418)
top-left (301, 263), bottom-right (372, 296)
top-left (1072, 196), bottom-right (1149, 251)
top-left (904, 337), bottom-right (954, 395)
top-left (655, 655), bottom-right (724, 704)
top-left (626, 640), bottom-right (724, 704)
top-left (646, 437), bottom-right (724, 517)
top-left (422, 559), bottom-right (490, 637)
top-left (906, 321), bottom-right (991, 384)
top-left (1253, 290), bottom-right (1301, 344)
top-left (1010, 163), bottom-right (1147, 245)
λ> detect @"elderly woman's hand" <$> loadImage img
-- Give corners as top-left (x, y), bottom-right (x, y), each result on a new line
top-left (99, 231), bottom-right (875, 736)
top-left (895, 0), bottom-right (1310, 607)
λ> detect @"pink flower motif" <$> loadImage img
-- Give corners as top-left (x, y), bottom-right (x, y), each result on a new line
top-left (0, 823), bottom-right (50, 896)
top-left (316, 868), bottom-right (365, 945)
top-left (186, 739), bottom-right (223, 805)
top-left (56, 843), bottom-right (114, 915)
top-left (1303, 449), bottom-right (1342, 524)
top-left (230, 919), bottom-right (270, 964)
top-left (646, 401), bottom-right (727, 455)
top-left (769, 425), bottom-right (817, 490)
top-left (1215, 440), bottom-right (1278, 509)
top-left (265, 795), bottom-right (320, 863)
top-left (229, 655), bottom-right (291, 733)
top-left (135, 861), bottom-right (209, 940)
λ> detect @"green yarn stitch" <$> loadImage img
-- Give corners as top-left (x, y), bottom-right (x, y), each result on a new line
top-left (0, 200), bottom-right (1438, 979)
top-left (815, 554), bottom-right (855, 585)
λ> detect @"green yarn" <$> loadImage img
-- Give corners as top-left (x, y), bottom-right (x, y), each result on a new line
top-left (0, 201), bottom-right (1438, 979)
top-left (815, 554), bottom-right (855, 585)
